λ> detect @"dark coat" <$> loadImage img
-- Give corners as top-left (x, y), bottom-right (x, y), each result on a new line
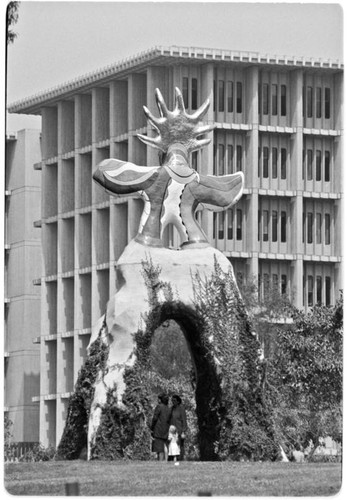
top-left (150, 403), bottom-right (170, 440)
top-left (169, 404), bottom-right (188, 435)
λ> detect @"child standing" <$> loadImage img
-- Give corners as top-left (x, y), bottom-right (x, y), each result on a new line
top-left (167, 425), bottom-right (180, 462)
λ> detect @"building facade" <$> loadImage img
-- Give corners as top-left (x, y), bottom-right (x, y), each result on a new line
top-left (8, 46), bottom-right (343, 447)
top-left (4, 129), bottom-right (42, 443)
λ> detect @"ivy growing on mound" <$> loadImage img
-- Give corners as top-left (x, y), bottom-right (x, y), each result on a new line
top-left (56, 326), bottom-right (109, 460)
top-left (192, 258), bottom-right (279, 461)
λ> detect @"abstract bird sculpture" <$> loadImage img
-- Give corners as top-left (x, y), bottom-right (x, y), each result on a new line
top-left (93, 87), bottom-right (244, 248)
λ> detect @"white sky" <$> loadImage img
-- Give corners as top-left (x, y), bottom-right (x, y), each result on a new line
top-left (4, 1), bottom-right (344, 132)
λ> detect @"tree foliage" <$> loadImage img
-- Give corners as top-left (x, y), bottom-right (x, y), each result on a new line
top-left (266, 295), bottom-right (343, 453)
top-left (238, 276), bottom-right (342, 456)
top-left (7, 2), bottom-right (20, 44)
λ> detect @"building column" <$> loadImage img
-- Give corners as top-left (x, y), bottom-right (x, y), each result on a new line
top-left (291, 194), bottom-right (304, 308)
top-left (110, 80), bottom-right (128, 141)
top-left (245, 66), bottom-right (259, 127)
top-left (289, 69), bottom-right (304, 309)
top-left (146, 66), bottom-right (168, 167)
top-left (292, 256), bottom-right (304, 309)
top-left (244, 66), bottom-right (259, 280)
top-left (41, 106), bottom-right (58, 160)
top-left (245, 127), bottom-right (259, 280)
top-left (200, 63), bottom-right (214, 239)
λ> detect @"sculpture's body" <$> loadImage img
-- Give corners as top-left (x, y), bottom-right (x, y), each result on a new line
top-left (58, 88), bottom-right (278, 462)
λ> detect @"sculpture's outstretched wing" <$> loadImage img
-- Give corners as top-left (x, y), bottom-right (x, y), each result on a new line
top-left (194, 172), bottom-right (244, 211)
top-left (93, 159), bottom-right (160, 195)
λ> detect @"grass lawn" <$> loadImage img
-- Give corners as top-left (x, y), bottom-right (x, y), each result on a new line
top-left (3, 460), bottom-right (342, 496)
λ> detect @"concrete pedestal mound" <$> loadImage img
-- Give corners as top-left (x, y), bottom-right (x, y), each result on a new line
top-left (87, 241), bottom-right (235, 457)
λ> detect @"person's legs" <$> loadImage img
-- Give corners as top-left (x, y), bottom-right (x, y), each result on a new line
top-left (158, 452), bottom-right (165, 461)
top-left (180, 438), bottom-right (185, 460)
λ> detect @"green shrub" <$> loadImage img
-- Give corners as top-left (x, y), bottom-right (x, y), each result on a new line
top-left (20, 444), bottom-right (56, 462)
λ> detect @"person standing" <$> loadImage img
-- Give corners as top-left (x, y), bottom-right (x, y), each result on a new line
top-left (169, 394), bottom-right (188, 460)
top-left (167, 425), bottom-right (180, 462)
top-left (150, 393), bottom-right (170, 461)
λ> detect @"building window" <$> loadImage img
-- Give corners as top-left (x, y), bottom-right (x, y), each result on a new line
top-left (213, 212), bottom-right (216, 239)
top-left (192, 151), bottom-right (198, 171)
top-left (302, 85), bottom-right (305, 117)
top-left (227, 209), bottom-right (233, 239)
top-left (213, 145), bottom-right (217, 175)
top-left (213, 80), bottom-right (216, 112)
top-left (272, 273), bottom-right (278, 289)
top-left (281, 274), bottom-right (287, 295)
top-left (271, 84), bottom-right (278, 115)
top-left (219, 80), bottom-right (225, 112)
top-left (316, 276), bottom-right (322, 304)
top-left (236, 272), bottom-right (243, 288)
top-left (263, 147), bottom-right (269, 178)
top-left (263, 210), bottom-right (269, 241)
top-left (264, 273), bottom-right (270, 296)
top-left (182, 77), bottom-right (189, 108)
top-left (272, 210), bottom-right (278, 242)
top-left (325, 276), bottom-right (331, 306)
top-left (258, 147), bottom-right (261, 177)
top-left (258, 210), bottom-right (261, 241)
top-left (316, 213), bottom-right (322, 244)
top-left (227, 145), bottom-right (233, 174)
top-left (308, 275), bottom-right (314, 306)
top-left (218, 212), bottom-right (224, 239)
top-left (272, 147), bottom-right (278, 178)
top-left (325, 213), bottom-right (331, 245)
top-left (316, 150), bottom-right (322, 181)
top-left (236, 209), bottom-right (242, 240)
top-left (236, 82), bottom-right (242, 113)
top-left (316, 87), bottom-right (322, 118)
top-left (324, 87), bottom-right (331, 119)
top-left (307, 149), bottom-right (313, 181)
top-left (191, 78), bottom-right (198, 110)
top-left (280, 148), bottom-right (287, 179)
top-left (302, 212), bottom-right (305, 243)
top-left (307, 212), bottom-right (313, 244)
top-left (307, 86), bottom-right (313, 118)
top-left (218, 144), bottom-right (225, 175)
top-left (324, 150), bottom-right (330, 182)
top-left (263, 84), bottom-right (269, 115)
top-left (280, 85), bottom-right (287, 116)
top-left (236, 145), bottom-right (242, 172)
top-left (281, 211), bottom-right (286, 242)
top-left (227, 81), bottom-right (233, 113)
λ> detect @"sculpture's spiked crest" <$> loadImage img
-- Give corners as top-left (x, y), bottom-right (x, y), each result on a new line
top-left (138, 87), bottom-right (215, 154)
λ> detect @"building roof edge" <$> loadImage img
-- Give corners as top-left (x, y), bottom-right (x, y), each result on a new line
top-left (8, 45), bottom-right (343, 115)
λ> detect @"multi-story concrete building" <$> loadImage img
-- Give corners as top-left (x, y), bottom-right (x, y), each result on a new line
top-left (8, 46), bottom-right (343, 447)
top-left (4, 129), bottom-right (42, 443)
